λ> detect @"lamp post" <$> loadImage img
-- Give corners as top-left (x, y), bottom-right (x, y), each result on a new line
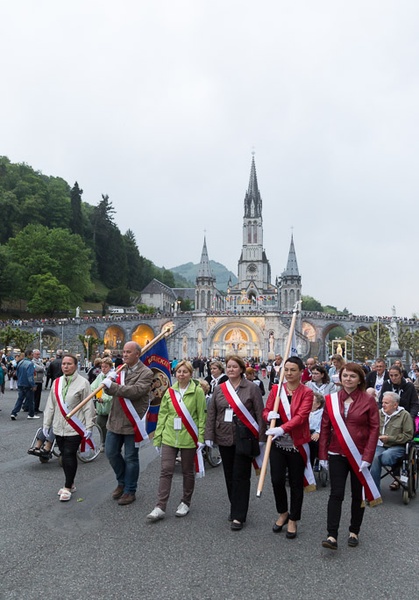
top-left (85, 335), bottom-right (91, 367)
top-left (375, 317), bottom-right (380, 358)
top-left (348, 328), bottom-right (356, 362)
top-left (37, 327), bottom-right (43, 357)
top-left (58, 322), bottom-right (64, 350)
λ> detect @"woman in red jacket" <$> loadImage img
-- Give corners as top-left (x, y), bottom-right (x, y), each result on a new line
top-left (319, 363), bottom-right (379, 550)
top-left (264, 356), bottom-right (313, 539)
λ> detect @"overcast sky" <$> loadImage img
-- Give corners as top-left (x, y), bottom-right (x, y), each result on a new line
top-left (2, 1), bottom-right (419, 317)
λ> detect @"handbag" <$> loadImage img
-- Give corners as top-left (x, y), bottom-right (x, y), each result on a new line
top-left (234, 417), bottom-right (260, 458)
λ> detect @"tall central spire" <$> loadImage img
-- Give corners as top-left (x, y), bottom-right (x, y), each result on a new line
top-left (244, 155), bottom-right (262, 218)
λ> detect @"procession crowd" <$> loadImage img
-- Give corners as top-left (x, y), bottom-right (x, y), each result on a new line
top-left (2, 345), bottom-right (418, 551)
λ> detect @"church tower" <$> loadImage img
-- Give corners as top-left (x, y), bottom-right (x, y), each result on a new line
top-left (227, 155), bottom-right (276, 310)
top-left (195, 236), bottom-right (216, 310)
top-left (237, 156), bottom-right (272, 290)
top-left (278, 234), bottom-right (301, 311)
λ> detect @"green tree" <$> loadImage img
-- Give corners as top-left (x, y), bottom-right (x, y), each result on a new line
top-left (0, 326), bottom-right (36, 351)
top-left (12, 329), bottom-right (37, 351)
top-left (302, 295), bottom-right (323, 312)
top-left (91, 195), bottom-right (128, 288)
top-left (70, 182), bottom-right (83, 236)
top-left (5, 224), bottom-right (93, 305)
top-left (123, 229), bottom-right (143, 290)
top-left (107, 286), bottom-right (131, 306)
top-left (27, 273), bottom-right (71, 315)
top-left (347, 323), bottom-right (390, 362)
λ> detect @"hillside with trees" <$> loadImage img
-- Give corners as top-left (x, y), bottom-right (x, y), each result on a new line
top-left (0, 156), bottom-right (180, 315)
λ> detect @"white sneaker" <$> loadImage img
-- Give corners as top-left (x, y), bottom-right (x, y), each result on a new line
top-left (147, 507), bottom-right (165, 522)
top-left (175, 502), bottom-right (190, 517)
top-left (27, 415), bottom-right (40, 419)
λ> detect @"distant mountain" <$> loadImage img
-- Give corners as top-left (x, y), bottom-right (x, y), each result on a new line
top-left (170, 261), bottom-right (238, 292)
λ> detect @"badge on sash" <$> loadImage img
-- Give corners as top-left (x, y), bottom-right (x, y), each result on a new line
top-left (174, 417), bottom-right (182, 430)
top-left (224, 408), bottom-right (233, 422)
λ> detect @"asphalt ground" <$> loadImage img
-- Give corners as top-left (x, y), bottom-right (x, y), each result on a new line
top-left (1, 384), bottom-right (418, 600)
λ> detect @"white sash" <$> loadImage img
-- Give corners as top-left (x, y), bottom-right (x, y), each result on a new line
top-left (118, 369), bottom-right (148, 448)
top-left (278, 386), bottom-right (316, 491)
top-left (326, 392), bottom-right (382, 505)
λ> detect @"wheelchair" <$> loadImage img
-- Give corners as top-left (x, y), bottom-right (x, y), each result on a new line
top-left (381, 440), bottom-right (418, 505)
top-left (29, 421), bottom-right (103, 465)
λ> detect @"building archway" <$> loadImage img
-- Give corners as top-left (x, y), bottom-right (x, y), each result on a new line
top-left (103, 326), bottom-right (125, 352)
top-left (132, 324), bottom-right (156, 348)
top-left (208, 321), bottom-right (262, 359)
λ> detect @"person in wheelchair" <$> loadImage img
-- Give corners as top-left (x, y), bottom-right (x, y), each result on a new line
top-left (28, 428), bottom-right (55, 457)
top-left (370, 391), bottom-right (414, 493)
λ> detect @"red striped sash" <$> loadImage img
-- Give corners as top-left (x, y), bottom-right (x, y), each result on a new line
top-left (116, 370), bottom-right (148, 447)
top-left (168, 388), bottom-right (204, 476)
top-left (278, 385), bottom-right (316, 491)
top-left (54, 377), bottom-right (94, 452)
top-left (325, 392), bottom-right (382, 505)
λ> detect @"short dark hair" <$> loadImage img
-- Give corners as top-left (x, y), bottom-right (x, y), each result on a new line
top-left (284, 356), bottom-right (305, 371)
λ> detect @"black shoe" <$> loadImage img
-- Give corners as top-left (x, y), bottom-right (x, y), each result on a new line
top-left (10, 414), bottom-right (16, 420)
top-left (348, 535), bottom-right (359, 547)
top-left (272, 516), bottom-right (289, 533)
top-left (35, 410), bottom-right (43, 414)
top-left (230, 521), bottom-right (243, 531)
top-left (286, 524), bottom-right (297, 539)
top-left (322, 537), bottom-right (338, 550)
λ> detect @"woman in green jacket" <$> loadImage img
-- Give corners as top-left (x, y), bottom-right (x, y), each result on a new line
top-left (147, 360), bottom-right (207, 521)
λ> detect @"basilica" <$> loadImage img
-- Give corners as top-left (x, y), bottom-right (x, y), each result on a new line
top-left (140, 156), bottom-right (310, 360)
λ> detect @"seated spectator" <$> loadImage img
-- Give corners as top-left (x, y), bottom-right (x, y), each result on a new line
top-left (370, 391), bottom-right (414, 492)
top-left (379, 364), bottom-right (419, 421)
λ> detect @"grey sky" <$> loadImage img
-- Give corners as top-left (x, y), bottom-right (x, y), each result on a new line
top-left (2, 1), bottom-right (418, 317)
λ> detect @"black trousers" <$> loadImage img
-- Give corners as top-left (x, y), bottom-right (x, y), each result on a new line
top-left (219, 445), bottom-right (253, 523)
top-left (327, 454), bottom-right (365, 539)
top-left (55, 435), bottom-right (81, 489)
top-left (270, 444), bottom-right (305, 521)
top-left (34, 382), bottom-right (42, 412)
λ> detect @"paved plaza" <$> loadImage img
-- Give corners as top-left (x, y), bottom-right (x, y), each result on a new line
top-left (1, 386), bottom-right (418, 600)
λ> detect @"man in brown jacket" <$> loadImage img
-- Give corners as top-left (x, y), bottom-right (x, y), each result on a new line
top-left (102, 342), bottom-right (153, 505)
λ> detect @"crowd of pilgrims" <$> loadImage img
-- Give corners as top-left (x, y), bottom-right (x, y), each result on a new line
top-left (8, 347), bottom-right (418, 550)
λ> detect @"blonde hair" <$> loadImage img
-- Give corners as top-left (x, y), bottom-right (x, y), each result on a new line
top-left (175, 360), bottom-right (193, 376)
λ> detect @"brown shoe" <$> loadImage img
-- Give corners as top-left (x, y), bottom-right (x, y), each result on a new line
top-left (118, 493), bottom-right (136, 506)
top-left (112, 485), bottom-right (124, 500)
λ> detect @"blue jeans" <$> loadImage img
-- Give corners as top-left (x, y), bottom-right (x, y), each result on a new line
top-left (370, 445), bottom-right (406, 491)
top-left (12, 386), bottom-right (35, 417)
top-left (105, 431), bottom-right (139, 494)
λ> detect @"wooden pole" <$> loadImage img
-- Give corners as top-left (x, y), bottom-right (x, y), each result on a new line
top-left (66, 328), bottom-right (171, 419)
top-left (256, 301), bottom-right (301, 497)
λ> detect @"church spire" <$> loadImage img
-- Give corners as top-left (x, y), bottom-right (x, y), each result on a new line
top-left (244, 155), bottom-right (262, 218)
top-left (197, 236), bottom-right (214, 280)
top-left (283, 233), bottom-right (300, 277)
